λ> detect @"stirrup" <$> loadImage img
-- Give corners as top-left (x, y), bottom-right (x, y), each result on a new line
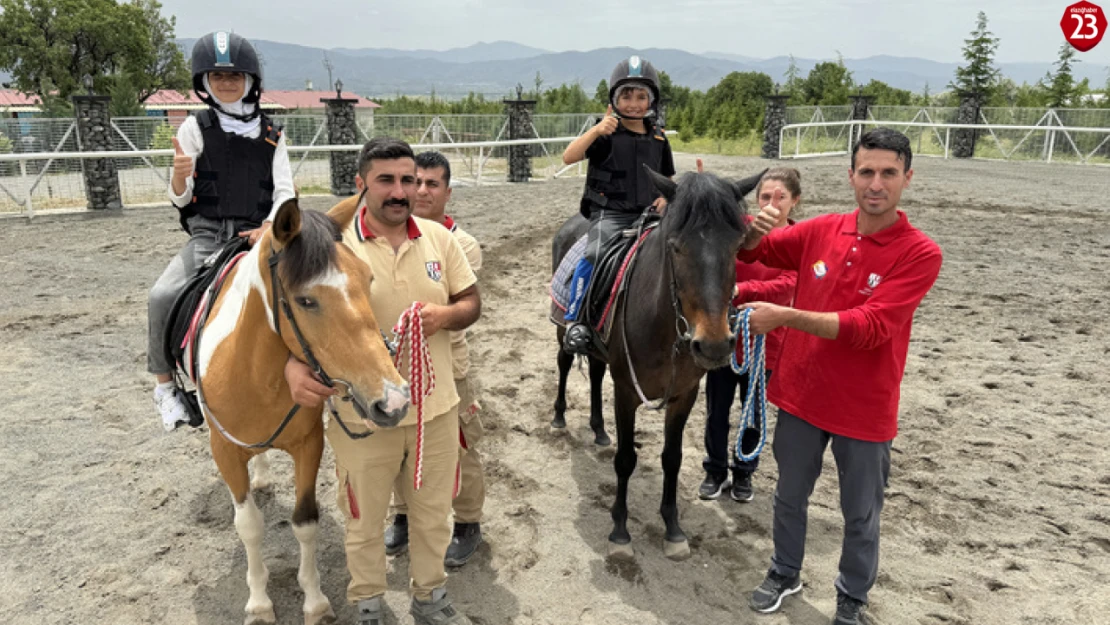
top-left (563, 323), bottom-right (594, 355)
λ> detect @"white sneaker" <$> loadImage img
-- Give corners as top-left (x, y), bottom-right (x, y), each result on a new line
top-left (154, 384), bottom-right (189, 432)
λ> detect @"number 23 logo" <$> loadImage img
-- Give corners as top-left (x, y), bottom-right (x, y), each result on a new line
top-left (1061, 1), bottom-right (1107, 52)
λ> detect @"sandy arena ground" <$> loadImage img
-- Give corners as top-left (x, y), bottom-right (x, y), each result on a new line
top-left (1, 153), bottom-right (1108, 625)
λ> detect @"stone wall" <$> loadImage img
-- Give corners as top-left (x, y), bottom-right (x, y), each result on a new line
top-left (952, 91), bottom-right (982, 159)
top-left (503, 98), bottom-right (537, 182)
top-left (322, 98), bottom-right (359, 195)
top-left (72, 96), bottom-right (122, 210)
top-left (761, 95), bottom-right (790, 159)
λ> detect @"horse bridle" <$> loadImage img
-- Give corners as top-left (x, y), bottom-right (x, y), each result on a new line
top-left (620, 225), bottom-right (690, 411)
top-left (266, 244), bottom-right (395, 443)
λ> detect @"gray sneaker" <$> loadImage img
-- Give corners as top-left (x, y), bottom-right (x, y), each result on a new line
top-left (411, 587), bottom-right (471, 625)
top-left (356, 596), bottom-right (384, 625)
top-left (833, 592), bottom-right (870, 625)
top-left (749, 569), bottom-right (802, 613)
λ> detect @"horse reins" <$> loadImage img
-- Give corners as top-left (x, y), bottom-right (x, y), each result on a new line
top-left (621, 226), bottom-right (690, 411)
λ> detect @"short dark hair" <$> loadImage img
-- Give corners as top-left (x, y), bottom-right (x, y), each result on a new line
top-left (415, 151), bottom-right (451, 186)
top-left (357, 137), bottom-right (414, 178)
top-left (851, 127), bottom-right (912, 172)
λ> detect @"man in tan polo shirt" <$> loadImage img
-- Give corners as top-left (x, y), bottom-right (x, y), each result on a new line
top-left (285, 138), bottom-right (479, 625)
top-left (384, 150), bottom-right (486, 568)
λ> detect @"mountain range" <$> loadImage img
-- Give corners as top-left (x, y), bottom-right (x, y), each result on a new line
top-left (5, 40), bottom-right (1107, 99)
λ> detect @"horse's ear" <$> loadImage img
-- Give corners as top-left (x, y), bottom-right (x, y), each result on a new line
top-left (733, 169), bottom-right (768, 201)
top-left (643, 164), bottom-right (677, 201)
top-left (272, 199), bottom-right (302, 249)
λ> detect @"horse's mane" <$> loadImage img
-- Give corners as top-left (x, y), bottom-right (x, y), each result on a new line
top-left (279, 209), bottom-right (342, 293)
top-left (662, 172), bottom-right (745, 237)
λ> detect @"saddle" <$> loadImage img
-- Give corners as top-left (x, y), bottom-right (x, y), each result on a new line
top-left (550, 213), bottom-right (659, 358)
top-left (162, 238), bottom-right (252, 426)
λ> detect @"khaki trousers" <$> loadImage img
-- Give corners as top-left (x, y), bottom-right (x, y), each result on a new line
top-left (329, 405), bottom-right (459, 602)
top-left (392, 375), bottom-right (486, 523)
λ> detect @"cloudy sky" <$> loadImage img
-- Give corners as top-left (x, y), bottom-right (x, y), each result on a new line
top-left (162, 0), bottom-right (1110, 66)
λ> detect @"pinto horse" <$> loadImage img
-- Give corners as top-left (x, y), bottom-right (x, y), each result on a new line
top-left (195, 199), bottom-right (410, 624)
top-left (552, 167), bottom-right (762, 560)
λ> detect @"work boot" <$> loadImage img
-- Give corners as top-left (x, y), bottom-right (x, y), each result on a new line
top-left (384, 514), bottom-right (408, 556)
top-left (444, 522), bottom-right (482, 567)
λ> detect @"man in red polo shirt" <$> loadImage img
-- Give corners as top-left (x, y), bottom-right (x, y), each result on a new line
top-left (739, 128), bottom-right (942, 625)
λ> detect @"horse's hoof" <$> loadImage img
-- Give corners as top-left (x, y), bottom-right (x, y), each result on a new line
top-left (593, 430), bottom-right (612, 447)
top-left (607, 541), bottom-right (634, 560)
top-left (551, 416), bottom-right (567, 429)
top-left (663, 538), bottom-right (691, 561)
top-left (304, 604), bottom-right (336, 625)
top-left (244, 607), bottom-right (276, 625)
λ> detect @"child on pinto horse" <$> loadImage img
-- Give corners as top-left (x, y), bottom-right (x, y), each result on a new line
top-left (560, 55), bottom-right (675, 355)
top-left (147, 31), bottom-right (295, 431)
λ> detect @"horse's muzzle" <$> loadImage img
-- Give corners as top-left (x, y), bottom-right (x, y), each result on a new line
top-left (690, 337), bottom-right (735, 370)
top-left (351, 380), bottom-right (410, 428)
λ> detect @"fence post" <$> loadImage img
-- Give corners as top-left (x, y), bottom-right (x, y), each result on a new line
top-left (321, 85), bottom-right (359, 196)
top-left (72, 95), bottom-right (123, 210)
top-left (952, 90), bottom-right (983, 158)
top-left (762, 94), bottom-right (790, 159)
top-left (503, 86), bottom-right (536, 182)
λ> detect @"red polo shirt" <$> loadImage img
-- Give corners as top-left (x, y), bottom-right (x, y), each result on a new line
top-left (737, 209), bottom-right (942, 442)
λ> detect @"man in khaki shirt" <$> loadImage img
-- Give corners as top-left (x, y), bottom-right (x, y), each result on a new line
top-left (385, 151), bottom-right (487, 568)
top-left (285, 138), bottom-right (479, 625)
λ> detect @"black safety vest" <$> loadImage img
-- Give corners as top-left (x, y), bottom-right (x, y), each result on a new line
top-left (580, 122), bottom-right (669, 218)
top-left (181, 109), bottom-right (282, 230)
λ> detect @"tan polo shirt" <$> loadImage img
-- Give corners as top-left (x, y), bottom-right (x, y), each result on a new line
top-left (444, 216), bottom-right (482, 379)
top-left (342, 204), bottom-right (477, 425)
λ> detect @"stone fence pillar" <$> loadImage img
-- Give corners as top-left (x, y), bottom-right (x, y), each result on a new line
top-left (952, 90), bottom-right (983, 159)
top-left (503, 94), bottom-right (536, 182)
top-left (321, 95), bottom-right (359, 195)
top-left (761, 95), bottom-right (790, 159)
top-left (72, 95), bottom-right (122, 210)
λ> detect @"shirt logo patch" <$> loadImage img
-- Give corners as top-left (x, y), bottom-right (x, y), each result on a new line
top-left (425, 261), bottom-right (442, 282)
top-left (868, 273), bottom-right (882, 288)
top-left (812, 260), bottom-right (828, 279)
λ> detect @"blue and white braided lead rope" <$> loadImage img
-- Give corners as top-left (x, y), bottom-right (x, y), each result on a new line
top-left (729, 308), bottom-right (768, 462)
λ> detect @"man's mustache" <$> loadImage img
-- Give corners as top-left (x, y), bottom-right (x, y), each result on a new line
top-left (384, 199), bottom-right (410, 208)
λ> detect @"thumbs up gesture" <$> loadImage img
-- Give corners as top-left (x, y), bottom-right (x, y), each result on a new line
top-left (595, 105), bottom-right (619, 136)
top-left (171, 137), bottom-right (195, 187)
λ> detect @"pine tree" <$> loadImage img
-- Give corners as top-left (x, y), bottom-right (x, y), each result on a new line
top-left (1046, 41), bottom-right (1079, 108)
top-left (784, 55), bottom-right (802, 101)
top-left (951, 11), bottom-right (1001, 98)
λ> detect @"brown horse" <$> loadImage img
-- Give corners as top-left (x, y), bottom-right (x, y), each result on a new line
top-left (196, 199), bottom-right (409, 624)
top-left (552, 167), bottom-right (762, 560)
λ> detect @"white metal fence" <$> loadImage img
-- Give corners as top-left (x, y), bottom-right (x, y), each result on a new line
top-left (0, 136), bottom-right (582, 217)
top-left (0, 113), bottom-right (594, 216)
top-left (778, 119), bottom-right (1110, 166)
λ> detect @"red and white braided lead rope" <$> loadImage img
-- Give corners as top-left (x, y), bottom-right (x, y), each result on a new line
top-left (392, 303), bottom-right (436, 491)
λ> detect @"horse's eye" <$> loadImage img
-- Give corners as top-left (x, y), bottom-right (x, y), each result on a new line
top-left (295, 296), bottom-right (318, 310)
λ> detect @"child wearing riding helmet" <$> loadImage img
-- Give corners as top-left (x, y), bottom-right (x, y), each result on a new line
top-left (561, 55), bottom-right (675, 355)
top-left (147, 31), bottom-right (295, 431)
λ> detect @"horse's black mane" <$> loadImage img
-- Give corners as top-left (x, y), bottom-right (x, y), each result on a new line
top-left (662, 172), bottom-right (745, 236)
top-left (280, 209), bottom-right (341, 293)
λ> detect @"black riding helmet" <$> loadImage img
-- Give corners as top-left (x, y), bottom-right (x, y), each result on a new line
top-left (191, 31), bottom-right (263, 120)
top-left (608, 56), bottom-right (660, 120)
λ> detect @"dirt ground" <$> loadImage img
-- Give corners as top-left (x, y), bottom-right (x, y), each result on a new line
top-left (1, 153), bottom-right (1108, 625)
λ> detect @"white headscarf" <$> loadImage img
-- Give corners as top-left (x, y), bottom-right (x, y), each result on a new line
top-left (203, 73), bottom-right (262, 136)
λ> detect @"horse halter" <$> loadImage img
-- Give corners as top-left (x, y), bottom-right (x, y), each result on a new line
top-left (267, 244), bottom-right (392, 441)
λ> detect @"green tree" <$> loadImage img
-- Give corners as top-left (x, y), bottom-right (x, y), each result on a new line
top-left (702, 71), bottom-right (774, 138)
top-left (594, 79), bottom-right (608, 105)
top-left (920, 82), bottom-right (932, 106)
top-left (0, 0), bottom-right (187, 104)
top-left (860, 79), bottom-right (914, 106)
top-left (783, 54), bottom-right (803, 102)
top-left (1046, 41), bottom-right (1079, 108)
top-left (149, 121), bottom-right (175, 166)
top-left (801, 61), bottom-right (854, 105)
top-left (951, 11), bottom-right (1000, 98)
